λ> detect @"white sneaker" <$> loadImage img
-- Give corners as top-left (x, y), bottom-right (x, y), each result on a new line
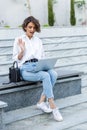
top-left (37, 102), bottom-right (52, 113)
top-left (52, 108), bottom-right (63, 121)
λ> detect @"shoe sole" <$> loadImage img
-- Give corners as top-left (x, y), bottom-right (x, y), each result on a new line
top-left (37, 106), bottom-right (52, 113)
top-left (54, 117), bottom-right (63, 122)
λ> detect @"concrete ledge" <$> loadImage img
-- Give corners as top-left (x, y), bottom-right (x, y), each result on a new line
top-left (0, 69), bottom-right (82, 111)
top-left (0, 78), bottom-right (81, 112)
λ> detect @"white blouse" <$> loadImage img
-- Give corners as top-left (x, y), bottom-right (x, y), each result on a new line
top-left (13, 34), bottom-right (45, 67)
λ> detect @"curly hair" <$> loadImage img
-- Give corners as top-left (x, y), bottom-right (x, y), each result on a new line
top-left (22, 16), bottom-right (41, 32)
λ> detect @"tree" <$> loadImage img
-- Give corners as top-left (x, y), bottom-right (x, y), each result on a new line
top-left (70, 0), bottom-right (76, 25)
top-left (48, 0), bottom-right (55, 26)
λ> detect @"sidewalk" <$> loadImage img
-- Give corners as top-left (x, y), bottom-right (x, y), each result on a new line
top-left (6, 87), bottom-right (87, 130)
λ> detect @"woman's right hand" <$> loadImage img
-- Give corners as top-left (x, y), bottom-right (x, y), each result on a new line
top-left (18, 38), bottom-right (25, 53)
top-left (17, 38), bottom-right (25, 60)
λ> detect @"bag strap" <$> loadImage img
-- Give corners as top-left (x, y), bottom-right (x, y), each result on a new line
top-left (2, 81), bottom-right (11, 85)
top-left (13, 61), bottom-right (18, 68)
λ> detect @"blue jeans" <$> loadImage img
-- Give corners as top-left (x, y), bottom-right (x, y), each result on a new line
top-left (20, 62), bottom-right (58, 99)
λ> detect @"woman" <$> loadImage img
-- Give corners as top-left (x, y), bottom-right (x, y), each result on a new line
top-left (13, 16), bottom-right (63, 121)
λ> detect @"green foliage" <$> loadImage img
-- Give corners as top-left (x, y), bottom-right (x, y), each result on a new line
top-left (4, 25), bottom-right (10, 28)
top-left (70, 0), bottom-right (76, 26)
top-left (18, 25), bottom-right (22, 28)
top-left (43, 24), bottom-right (49, 27)
top-left (48, 0), bottom-right (55, 26)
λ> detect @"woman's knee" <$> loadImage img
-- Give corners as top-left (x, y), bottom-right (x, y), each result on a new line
top-left (41, 71), bottom-right (50, 80)
top-left (48, 69), bottom-right (58, 79)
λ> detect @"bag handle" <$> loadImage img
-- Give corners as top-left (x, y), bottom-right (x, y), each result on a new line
top-left (13, 61), bottom-right (18, 68)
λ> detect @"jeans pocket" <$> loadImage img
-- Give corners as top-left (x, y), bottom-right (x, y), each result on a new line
top-left (21, 62), bottom-right (37, 72)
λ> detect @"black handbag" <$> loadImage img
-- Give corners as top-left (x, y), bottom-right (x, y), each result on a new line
top-left (9, 61), bottom-right (21, 82)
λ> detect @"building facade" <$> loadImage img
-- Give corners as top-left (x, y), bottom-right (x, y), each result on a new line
top-left (0, 0), bottom-right (87, 28)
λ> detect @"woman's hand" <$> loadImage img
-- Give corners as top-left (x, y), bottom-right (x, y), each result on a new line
top-left (18, 38), bottom-right (25, 52)
top-left (17, 38), bottom-right (25, 60)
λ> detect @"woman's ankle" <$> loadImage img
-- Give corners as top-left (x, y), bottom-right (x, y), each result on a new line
top-left (48, 98), bottom-right (57, 109)
top-left (38, 95), bottom-right (46, 103)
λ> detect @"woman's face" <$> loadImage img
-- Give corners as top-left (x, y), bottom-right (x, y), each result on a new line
top-left (25, 22), bottom-right (36, 38)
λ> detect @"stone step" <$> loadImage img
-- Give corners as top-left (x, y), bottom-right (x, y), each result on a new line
top-left (0, 55), bottom-right (12, 62)
top-left (0, 63), bottom-right (12, 75)
top-left (0, 40), bottom-right (13, 47)
top-left (4, 90), bottom-right (87, 124)
top-left (5, 89), bottom-right (87, 130)
top-left (6, 104), bottom-right (87, 130)
top-left (0, 72), bottom-right (8, 77)
top-left (0, 47), bottom-right (12, 55)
